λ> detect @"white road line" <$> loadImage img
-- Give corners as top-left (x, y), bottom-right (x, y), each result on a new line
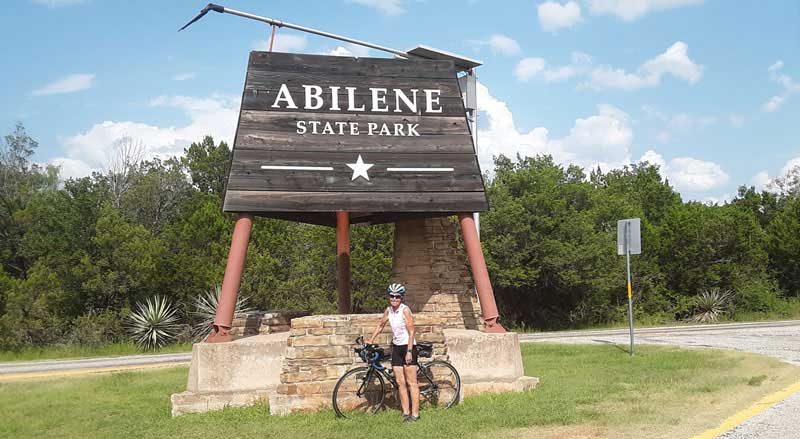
top-left (260, 165), bottom-right (334, 171)
top-left (386, 167), bottom-right (454, 172)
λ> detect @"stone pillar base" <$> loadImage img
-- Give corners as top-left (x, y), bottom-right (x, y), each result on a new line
top-left (171, 389), bottom-right (272, 417)
top-left (171, 332), bottom-right (288, 417)
top-left (444, 329), bottom-right (538, 399)
top-left (462, 376), bottom-right (539, 398)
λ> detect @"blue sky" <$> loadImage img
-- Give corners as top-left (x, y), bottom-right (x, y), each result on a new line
top-left (2, 0), bottom-right (799, 202)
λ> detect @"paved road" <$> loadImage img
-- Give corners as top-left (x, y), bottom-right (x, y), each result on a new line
top-left (522, 320), bottom-right (800, 438)
top-left (0, 352), bottom-right (191, 380)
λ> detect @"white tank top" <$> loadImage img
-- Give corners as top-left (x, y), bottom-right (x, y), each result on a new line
top-left (387, 303), bottom-right (415, 346)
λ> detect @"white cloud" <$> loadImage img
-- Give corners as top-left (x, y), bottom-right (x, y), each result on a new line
top-left (476, 82), bottom-right (633, 173)
top-left (33, 73), bottom-right (95, 96)
top-left (173, 72), bottom-right (196, 81)
top-left (586, 41), bottom-right (702, 90)
top-left (515, 43), bottom-right (701, 90)
top-left (324, 43), bottom-right (371, 57)
top-left (668, 112), bottom-right (706, 130)
top-left (751, 171), bottom-right (772, 192)
top-left (699, 193), bottom-right (732, 205)
top-left (751, 157), bottom-right (800, 192)
top-left (47, 157), bottom-right (98, 180)
top-left (641, 104), bottom-right (667, 121)
top-left (643, 105), bottom-right (716, 142)
top-left (586, 0), bottom-right (704, 22)
top-left (662, 113), bottom-right (715, 136)
top-left (779, 157), bottom-right (800, 179)
top-left (514, 58), bottom-right (546, 81)
top-left (538, 1), bottom-right (583, 32)
top-left (638, 150), bottom-right (728, 192)
top-left (252, 33), bottom-right (308, 53)
top-left (668, 157), bottom-right (729, 192)
top-left (345, 0), bottom-right (404, 15)
top-left (488, 34), bottom-right (522, 56)
top-left (514, 51), bottom-right (592, 83)
top-left (640, 41), bottom-right (703, 83)
top-left (469, 34), bottom-right (522, 56)
top-left (763, 94), bottom-right (785, 112)
top-left (762, 60), bottom-right (799, 112)
top-left (60, 94), bottom-right (239, 176)
top-left (31, 0), bottom-right (85, 6)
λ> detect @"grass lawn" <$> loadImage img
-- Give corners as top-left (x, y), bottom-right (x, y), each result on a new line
top-left (0, 342), bottom-right (193, 363)
top-left (2, 343), bottom-right (797, 439)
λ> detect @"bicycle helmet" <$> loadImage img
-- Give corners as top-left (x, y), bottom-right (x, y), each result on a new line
top-left (386, 283), bottom-right (406, 295)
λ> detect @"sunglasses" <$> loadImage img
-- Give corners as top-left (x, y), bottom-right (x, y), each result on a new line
top-left (388, 294), bottom-right (403, 299)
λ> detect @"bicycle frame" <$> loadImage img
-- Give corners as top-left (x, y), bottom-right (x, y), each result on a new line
top-left (356, 353), bottom-right (439, 399)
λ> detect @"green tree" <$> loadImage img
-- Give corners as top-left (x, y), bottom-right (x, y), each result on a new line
top-left (181, 136), bottom-right (231, 195)
top-left (0, 123), bottom-right (59, 278)
top-left (767, 196), bottom-right (800, 296)
top-left (482, 155), bottom-right (624, 328)
top-left (120, 157), bottom-right (192, 234)
top-left (657, 202), bottom-right (777, 313)
top-left (75, 205), bottom-right (166, 311)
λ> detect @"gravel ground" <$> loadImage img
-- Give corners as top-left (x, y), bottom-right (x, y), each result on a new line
top-left (522, 322), bottom-right (800, 438)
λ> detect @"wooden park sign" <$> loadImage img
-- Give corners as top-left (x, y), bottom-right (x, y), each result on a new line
top-left (222, 51), bottom-right (488, 226)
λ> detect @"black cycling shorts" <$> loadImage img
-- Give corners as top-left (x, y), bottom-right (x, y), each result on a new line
top-left (391, 343), bottom-right (418, 367)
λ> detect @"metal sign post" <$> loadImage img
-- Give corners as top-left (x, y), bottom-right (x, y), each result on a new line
top-left (617, 218), bottom-right (641, 356)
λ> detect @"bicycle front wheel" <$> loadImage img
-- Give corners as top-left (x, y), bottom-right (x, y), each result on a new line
top-left (332, 366), bottom-right (386, 418)
top-left (417, 360), bottom-right (461, 409)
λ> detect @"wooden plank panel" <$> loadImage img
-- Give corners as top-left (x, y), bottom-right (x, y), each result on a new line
top-left (245, 71), bottom-right (462, 97)
top-left (227, 150), bottom-right (484, 192)
top-left (255, 211), bottom-right (460, 227)
top-left (241, 91), bottom-right (465, 116)
top-left (235, 130), bottom-right (476, 153)
top-left (223, 190), bottom-right (489, 213)
top-left (237, 110), bottom-right (470, 136)
top-left (248, 52), bottom-right (457, 79)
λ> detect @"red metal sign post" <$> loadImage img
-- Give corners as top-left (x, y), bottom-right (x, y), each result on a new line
top-left (337, 211), bottom-right (351, 314)
top-left (208, 213), bottom-right (253, 343)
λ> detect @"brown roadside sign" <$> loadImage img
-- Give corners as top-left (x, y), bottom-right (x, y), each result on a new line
top-left (222, 51), bottom-right (488, 226)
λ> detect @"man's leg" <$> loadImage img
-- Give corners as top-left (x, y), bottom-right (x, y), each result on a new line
top-left (393, 366), bottom-right (410, 415)
top-left (404, 365), bottom-right (420, 417)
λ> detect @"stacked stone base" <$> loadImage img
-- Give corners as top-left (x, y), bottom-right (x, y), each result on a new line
top-left (229, 310), bottom-right (310, 338)
top-left (390, 217), bottom-right (483, 329)
top-left (269, 313), bottom-right (446, 415)
top-left (172, 316), bottom-right (538, 417)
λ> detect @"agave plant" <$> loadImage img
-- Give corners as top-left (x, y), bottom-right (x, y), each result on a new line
top-left (689, 288), bottom-right (733, 323)
top-left (190, 285), bottom-right (251, 341)
top-left (126, 295), bottom-right (181, 350)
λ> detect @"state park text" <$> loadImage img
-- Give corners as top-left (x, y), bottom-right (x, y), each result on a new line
top-left (264, 83), bottom-right (445, 137)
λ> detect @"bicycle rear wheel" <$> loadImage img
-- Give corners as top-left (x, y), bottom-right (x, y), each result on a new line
top-left (332, 366), bottom-right (386, 418)
top-left (417, 360), bottom-right (461, 409)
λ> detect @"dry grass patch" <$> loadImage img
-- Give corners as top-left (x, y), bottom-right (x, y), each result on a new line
top-left (502, 345), bottom-right (799, 439)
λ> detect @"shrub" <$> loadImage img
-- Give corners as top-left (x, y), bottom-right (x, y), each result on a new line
top-left (688, 289), bottom-right (732, 323)
top-left (125, 295), bottom-right (181, 350)
top-left (190, 285), bottom-right (250, 341)
top-left (68, 309), bottom-right (127, 346)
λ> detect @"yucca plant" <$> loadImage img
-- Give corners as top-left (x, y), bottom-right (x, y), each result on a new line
top-left (125, 295), bottom-right (181, 350)
top-left (190, 285), bottom-right (251, 341)
top-left (689, 288), bottom-right (733, 323)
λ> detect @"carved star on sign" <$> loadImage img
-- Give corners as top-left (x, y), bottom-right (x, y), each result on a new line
top-left (346, 154), bottom-right (374, 181)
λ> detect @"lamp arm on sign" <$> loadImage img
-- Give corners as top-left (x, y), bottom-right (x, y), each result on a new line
top-left (179, 3), bottom-right (410, 59)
